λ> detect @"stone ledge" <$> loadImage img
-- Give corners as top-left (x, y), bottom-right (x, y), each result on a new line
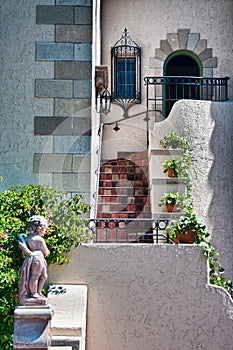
top-left (48, 285), bottom-right (87, 337)
top-left (150, 149), bottom-right (184, 156)
top-left (152, 178), bottom-right (187, 185)
top-left (51, 336), bottom-right (81, 350)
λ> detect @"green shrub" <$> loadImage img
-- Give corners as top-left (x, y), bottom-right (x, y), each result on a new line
top-left (0, 184), bottom-right (91, 349)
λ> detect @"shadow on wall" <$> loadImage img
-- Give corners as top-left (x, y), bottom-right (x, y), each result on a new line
top-left (208, 102), bottom-right (233, 279)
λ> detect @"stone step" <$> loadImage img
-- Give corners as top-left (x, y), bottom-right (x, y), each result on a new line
top-left (48, 285), bottom-right (87, 350)
top-left (50, 336), bottom-right (81, 350)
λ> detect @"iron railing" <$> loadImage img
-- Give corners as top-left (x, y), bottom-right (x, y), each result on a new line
top-left (88, 218), bottom-right (174, 244)
top-left (144, 76), bottom-right (229, 118)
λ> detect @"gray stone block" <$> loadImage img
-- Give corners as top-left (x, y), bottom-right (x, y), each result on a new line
top-left (54, 135), bottom-right (91, 154)
top-left (53, 173), bottom-right (90, 192)
top-left (199, 48), bottom-right (213, 61)
top-left (55, 98), bottom-right (91, 117)
top-left (166, 33), bottom-right (179, 51)
top-left (56, 0), bottom-right (92, 5)
top-left (187, 33), bottom-right (200, 51)
top-left (73, 154), bottom-right (91, 172)
top-left (56, 25), bottom-right (92, 43)
top-left (193, 39), bottom-right (207, 55)
top-left (34, 153), bottom-right (73, 173)
top-left (154, 48), bottom-right (167, 61)
top-left (36, 5), bottom-right (74, 25)
top-left (74, 80), bottom-right (92, 98)
top-left (160, 40), bottom-right (172, 55)
top-left (55, 61), bottom-right (92, 79)
top-left (74, 43), bottom-right (92, 61)
top-left (35, 80), bottom-right (73, 98)
top-left (36, 43), bottom-right (74, 61)
top-left (202, 57), bottom-right (217, 68)
top-left (73, 117), bottom-right (91, 135)
top-left (177, 29), bottom-right (190, 49)
top-left (75, 7), bottom-right (92, 24)
top-left (34, 117), bottom-right (72, 135)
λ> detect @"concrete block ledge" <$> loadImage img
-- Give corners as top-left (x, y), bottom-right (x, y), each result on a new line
top-left (48, 285), bottom-right (87, 350)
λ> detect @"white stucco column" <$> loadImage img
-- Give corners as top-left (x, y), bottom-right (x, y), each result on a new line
top-left (90, 0), bottom-right (102, 217)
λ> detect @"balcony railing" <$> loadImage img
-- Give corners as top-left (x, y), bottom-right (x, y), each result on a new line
top-left (88, 218), bottom-right (174, 244)
top-left (144, 76), bottom-right (230, 118)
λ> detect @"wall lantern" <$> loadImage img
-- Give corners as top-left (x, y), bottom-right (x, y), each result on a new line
top-left (97, 86), bottom-right (111, 115)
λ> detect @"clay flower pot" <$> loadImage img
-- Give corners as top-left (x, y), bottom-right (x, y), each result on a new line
top-left (175, 230), bottom-right (196, 244)
top-left (166, 203), bottom-right (178, 212)
top-left (167, 168), bottom-right (177, 178)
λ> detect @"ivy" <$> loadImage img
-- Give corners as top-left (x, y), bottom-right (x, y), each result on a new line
top-left (160, 133), bottom-right (232, 296)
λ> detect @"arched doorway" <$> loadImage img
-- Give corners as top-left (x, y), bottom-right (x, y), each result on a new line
top-left (164, 51), bottom-right (202, 116)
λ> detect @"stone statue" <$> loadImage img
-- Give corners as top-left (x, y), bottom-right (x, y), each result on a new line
top-left (18, 215), bottom-right (49, 306)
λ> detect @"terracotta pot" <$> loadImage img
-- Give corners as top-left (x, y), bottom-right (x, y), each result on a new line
top-left (167, 168), bottom-right (177, 178)
top-left (166, 203), bottom-right (178, 212)
top-left (175, 230), bottom-right (196, 244)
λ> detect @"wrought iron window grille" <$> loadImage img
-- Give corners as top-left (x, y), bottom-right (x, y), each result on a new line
top-left (111, 28), bottom-right (141, 105)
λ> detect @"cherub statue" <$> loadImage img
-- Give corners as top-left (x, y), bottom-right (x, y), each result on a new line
top-left (18, 215), bottom-right (49, 306)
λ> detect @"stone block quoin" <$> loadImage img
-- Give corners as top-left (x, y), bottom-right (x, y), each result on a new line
top-left (36, 5), bottom-right (92, 25)
top-left (35, 2), bottom-right (93, 196)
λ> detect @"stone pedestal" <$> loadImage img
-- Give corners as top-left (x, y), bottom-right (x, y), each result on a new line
top-left (13, 305), bottom-right (54, 349)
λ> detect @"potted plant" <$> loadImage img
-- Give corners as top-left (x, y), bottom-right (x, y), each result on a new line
top-left (162, 157), bottom-right (183, 178)
top-left (160, 132), bottom-right (190, 150)
top-left (159, 192), bottom-right (185, 212)
top-left (166, 214), bottom-right (210, 244)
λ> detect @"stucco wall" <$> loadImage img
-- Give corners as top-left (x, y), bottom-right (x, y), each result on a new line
top-left (48, 244), bottom-right (233, 350)
top-left (150, 100), bottom-right (233, 279)
top-left (1, 0), bottom-right (92, 198)
top-left (101, 0), bottom-right (233, 101)
top-left (0, 0), bottom-right (54, 190)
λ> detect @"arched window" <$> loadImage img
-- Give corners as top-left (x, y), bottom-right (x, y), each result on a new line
top-left (163, 51), bottom-right (202, 116)
top-left (111, 28), bottom-right (141, 103)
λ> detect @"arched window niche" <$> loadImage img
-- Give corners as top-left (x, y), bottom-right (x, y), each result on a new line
top-left (163, 50), bottom-right (203, 116)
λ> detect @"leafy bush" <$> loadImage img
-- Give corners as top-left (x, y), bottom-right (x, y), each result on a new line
top-left (0, 184), bottom-right (91, 349)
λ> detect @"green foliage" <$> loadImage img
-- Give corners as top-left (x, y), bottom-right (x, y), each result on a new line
top-left (167, 214), bottom-right (210, 241)
top-left (159, 192), bottom-right (184, 206)
top-left (160, 133), bottom-right (193, 195)
top-left (0, 184), bottom-right (91, 349)
top-left (160, 132), bottom-right (191, 150)
top-left (161, 133), bottom-right (232, 296)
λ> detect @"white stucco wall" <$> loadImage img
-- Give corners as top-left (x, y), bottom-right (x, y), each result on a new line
top-left (150, 100), bottom-right (233, 279)
top-left (101, 0), bottom-right (233, 101)
top-left (0, 0), bottom-right (54, 190)
top-left (48, 244), bottom-right (233, 350)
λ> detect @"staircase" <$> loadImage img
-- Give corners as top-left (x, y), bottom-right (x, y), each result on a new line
top-left (95, 150), bottom-right (153, 242)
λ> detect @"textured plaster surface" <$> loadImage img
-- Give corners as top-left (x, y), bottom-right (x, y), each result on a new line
top-left (0, 0), bottom-right (54, 190)
top-left (101, 0), bottom-right (233, 100)
top-left (150, 100), bottom-right (233, 279)
top-left (48, 244), bottom-right (233, 350)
